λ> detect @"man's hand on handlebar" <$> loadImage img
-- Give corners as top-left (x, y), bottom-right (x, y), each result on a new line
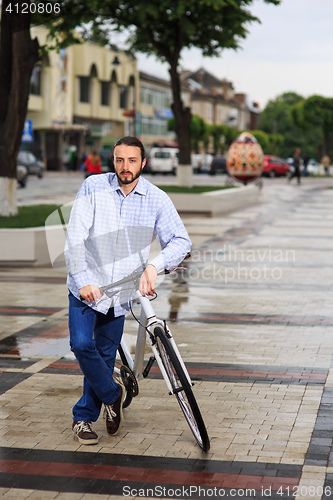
top-left (139, 264), bottom-right (157, 297)
top-left (79, 285), bottom-right (102, 302)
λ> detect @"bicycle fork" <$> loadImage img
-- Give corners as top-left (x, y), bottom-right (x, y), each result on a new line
top-left (138, 292), bottom-right (193, 392)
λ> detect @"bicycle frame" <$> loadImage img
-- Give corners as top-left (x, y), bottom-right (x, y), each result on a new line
top-left (104, 266), bottom-right (210, 452)
top-left (117, 290), bottom-right (193, 394)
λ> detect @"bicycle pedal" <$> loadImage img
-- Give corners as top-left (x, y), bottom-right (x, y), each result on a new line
top-left (142, 356), bottom-right (155, 378)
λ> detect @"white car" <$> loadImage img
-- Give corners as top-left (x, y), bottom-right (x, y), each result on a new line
top-left (305, 159), bottom-right (320, 176)
top-left (149, 147), bottom-right (178, 175)
top-left (191, 153), bottom-right (214, 174)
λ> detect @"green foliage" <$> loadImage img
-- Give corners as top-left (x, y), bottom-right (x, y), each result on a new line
top-left (169, 114), bottom-right (211, 152)
top-left (0, 205), bottom-right (62, 228)
top-left (291, 95), bottom-right (333, 158)
top-left (249, 130), bottom-right (269, 151)
top-left (259, 92), bottom-right (322, 158)
top-left (35, 0), bottom-right (281, 67)
top-left (210, 124), bottom-right (239, 152)
top-left (190, 115), bottom-right (210, 152)
top-left (32, 0), bottom-right (282, 166)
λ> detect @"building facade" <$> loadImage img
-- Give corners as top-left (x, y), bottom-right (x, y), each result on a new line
top-left (139, 71), bottom-right (192, 150)
top-left (181, 67), bottom-right (260, 133)
top-left (25, 28), bottom-right (260, 169)
top-left (26, 26), bottom-right (140, 170)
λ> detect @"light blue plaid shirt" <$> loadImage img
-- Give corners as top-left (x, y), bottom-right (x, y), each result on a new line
top-left (65, 173), bottom-right (191, 316)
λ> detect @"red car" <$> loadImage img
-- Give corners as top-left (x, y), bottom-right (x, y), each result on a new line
top-left (262, 155), bottom-right (290, 177)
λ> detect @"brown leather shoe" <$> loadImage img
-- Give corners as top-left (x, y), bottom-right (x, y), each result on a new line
top-left (72, 420), bottom-right (99, 445)
top-left (104, 384), bottom-right (125, 436)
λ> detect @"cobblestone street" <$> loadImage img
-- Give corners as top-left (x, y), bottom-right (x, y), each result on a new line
top-left (1, 176), bottom-right (333, 499)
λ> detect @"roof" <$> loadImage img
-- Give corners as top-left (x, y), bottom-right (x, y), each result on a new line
top-left (182, 67), bottom-right (233, 89)
top-left (139, 71), bottom-right (170, 87)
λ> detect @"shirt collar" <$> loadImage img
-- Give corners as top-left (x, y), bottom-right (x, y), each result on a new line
top-left (109, 173), bottom-right (148, 196)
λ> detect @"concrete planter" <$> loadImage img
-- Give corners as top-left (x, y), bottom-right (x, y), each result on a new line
top-left (0, 185), bottom-right (261, 266)
top-left (0, 225), bottom-right (60, 267)
top-left (168, 184), bottom-right (261, 216)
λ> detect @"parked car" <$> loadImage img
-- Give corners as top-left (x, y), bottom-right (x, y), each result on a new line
top-left (209, 155), bottom-right (227, 175)
top-left (17, 164), bottom-right (28, 187)
top-left (262, 155), bottom-right (290, 177)
top-left (17, 151), bottom-right (44, 178)
top-left (191, 153), bottom-right (214, 174)
top-left (149, 147), bottom-right (178, 175)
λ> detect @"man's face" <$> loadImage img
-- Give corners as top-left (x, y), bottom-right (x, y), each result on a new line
top-left (114, 144), bottom-right (146, 186)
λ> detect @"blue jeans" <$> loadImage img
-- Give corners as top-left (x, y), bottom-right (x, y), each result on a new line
top-left (68, 292), bottom-right (125, 423)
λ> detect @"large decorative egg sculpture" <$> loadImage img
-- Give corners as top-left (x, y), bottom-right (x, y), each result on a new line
top-left (226, 132), bottom-right (264, 184)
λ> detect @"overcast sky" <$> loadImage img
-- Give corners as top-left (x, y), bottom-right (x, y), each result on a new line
top-left (136, 0), bottom-right (333, 109)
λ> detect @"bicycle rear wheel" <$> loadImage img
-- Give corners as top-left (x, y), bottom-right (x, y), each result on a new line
top-left (154, 327), bottom-right (210, 452)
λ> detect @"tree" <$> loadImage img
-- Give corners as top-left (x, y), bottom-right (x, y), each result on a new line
top-left (46, 0), bottom-right (281, 187)
top-left (291, 96), bottom-right (333, 158)
top-left (190, 115), bottom-right (210, 153)
top-left (0, 0), bottom-right (282, 215)
top-left (0, 0), bottom-right (39, 215)
top-left (210, 124), bottom-right (239, 153)
top-left (259, 92), bottom-right (321, 158)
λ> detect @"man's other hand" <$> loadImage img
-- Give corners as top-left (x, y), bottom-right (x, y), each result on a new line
top-left (79, 285), bottom-right (102, 302)
top-left (139, 264), bottom-right (157, 296)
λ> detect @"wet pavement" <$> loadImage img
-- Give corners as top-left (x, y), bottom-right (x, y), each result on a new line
top-left (1, 176), bottom-right (333, 499)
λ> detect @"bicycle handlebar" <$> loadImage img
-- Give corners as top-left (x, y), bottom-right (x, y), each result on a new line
top-left (80, 252), bottom-right (191, 302)
top-left (100, 252), bottom-right (191, 294)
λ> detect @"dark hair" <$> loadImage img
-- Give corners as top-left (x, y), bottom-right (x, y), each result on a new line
top-left (113, 136), bottom-right (145, 161)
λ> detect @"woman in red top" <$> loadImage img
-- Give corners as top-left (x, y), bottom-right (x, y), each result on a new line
top-left (84, 150), bottom-right (102, 178)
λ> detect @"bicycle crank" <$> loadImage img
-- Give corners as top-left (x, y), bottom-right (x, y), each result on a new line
top-left (120, 365), bottom-right (139, 398)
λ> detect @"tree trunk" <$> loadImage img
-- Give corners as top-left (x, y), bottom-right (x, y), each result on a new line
top-left (169, 64), bottom-right (193, 187)
top-left (0, 0), bottom-right (39, 215)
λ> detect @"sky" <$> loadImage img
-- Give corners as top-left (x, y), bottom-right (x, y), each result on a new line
top-left (134, 0), bottom-right (333, 109)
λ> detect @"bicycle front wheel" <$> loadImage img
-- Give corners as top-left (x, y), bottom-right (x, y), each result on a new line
top-left (154, 327), bottom-right (210, 453)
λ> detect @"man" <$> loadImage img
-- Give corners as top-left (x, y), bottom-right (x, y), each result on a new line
top-left (65, 136), bottom-right (191, 445)
top-left (288, 147), bottom-right (302, 185)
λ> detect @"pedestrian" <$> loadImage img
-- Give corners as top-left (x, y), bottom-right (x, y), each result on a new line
top-left (303, 153), bottom-right (309, 177)
top-left (84, 149), bottom-right (102, 178)
top-left (321, 154), bottom-right (331, 176)
top-left (64, 136), bottom-right (191, 445)
top-left (288, 147), bottom-right (302, 185)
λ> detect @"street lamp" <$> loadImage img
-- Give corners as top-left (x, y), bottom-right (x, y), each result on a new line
top-left (112, 54), bottom-right (137, 136)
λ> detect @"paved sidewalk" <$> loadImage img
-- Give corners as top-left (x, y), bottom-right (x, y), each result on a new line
top-left (1, 178), bottom-right (333, 499)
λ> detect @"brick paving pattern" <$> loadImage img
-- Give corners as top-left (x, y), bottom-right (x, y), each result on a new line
top-left (0, 178), bottom-right (333, 499)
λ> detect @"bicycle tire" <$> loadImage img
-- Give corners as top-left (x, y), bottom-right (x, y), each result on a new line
top-left (154, 327), bottom-right (210, 452)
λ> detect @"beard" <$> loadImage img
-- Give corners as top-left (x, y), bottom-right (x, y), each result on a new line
top-left (116, 166), bottom-right (143, 186)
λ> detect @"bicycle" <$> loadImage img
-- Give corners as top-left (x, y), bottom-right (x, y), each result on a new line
top-left (96, 261), bottom-right (210, 453)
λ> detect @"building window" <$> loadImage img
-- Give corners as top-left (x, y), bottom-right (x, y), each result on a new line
top-left (79, 77), bottom-right (90, 103)
top-left (119, 85), bottom-right (128, 109)
top-left (141, 116), bottom-right (171, 136)
top-left (101, 81), bottom-right (110, 106)
top-left (140, 84), bottom-right (171, 108)
top-left (30, 65), bottom-right (42, 95)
